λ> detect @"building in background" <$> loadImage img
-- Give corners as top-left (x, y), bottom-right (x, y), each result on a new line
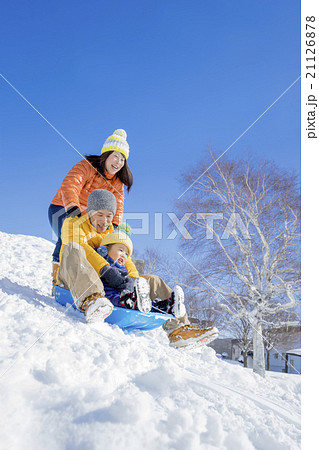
top-left (202, 325), bottom-right (301, 374)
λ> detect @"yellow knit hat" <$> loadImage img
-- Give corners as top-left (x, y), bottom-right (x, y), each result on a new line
top-left (100, 230), bottom-right (133, 257)
top-left (101, 129), bottom-right (129, 159)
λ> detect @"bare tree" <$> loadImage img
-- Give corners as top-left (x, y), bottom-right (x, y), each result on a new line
top-left (228, 317), bottom-right (253, 368)
top-left (175, 151), bottom-right (300, 377)
top-left (135, 247), bottom-right (221, 326)
top-left (136, 247), bottom-right (178, 284)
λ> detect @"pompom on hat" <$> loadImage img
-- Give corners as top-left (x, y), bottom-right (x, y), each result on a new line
top-left (101, 129), bottom-right (129, 159)
top-left (87, 189), bottom-right (117, 215)
top-left (100, 230), bottom-right (133, 257)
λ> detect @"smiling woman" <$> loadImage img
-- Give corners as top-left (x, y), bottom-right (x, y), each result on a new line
top-left (106, 151), bottom-right (125, 174)
top-left (47, 129), bottom-right (134, 290)
top-left (85, 149), bottom-right (133, 193)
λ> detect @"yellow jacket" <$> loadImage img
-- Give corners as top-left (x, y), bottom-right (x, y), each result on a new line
top-left (60, 214), bottom-right (139, 278)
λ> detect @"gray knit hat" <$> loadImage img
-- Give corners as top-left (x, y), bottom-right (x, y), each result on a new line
top-left (87, 189), bottom-right (117, 215)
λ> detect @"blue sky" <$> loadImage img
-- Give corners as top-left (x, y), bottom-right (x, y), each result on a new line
top-left (0, 0), bottom-right (300, 256)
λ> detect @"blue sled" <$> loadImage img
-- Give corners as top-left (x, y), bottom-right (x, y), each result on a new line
top-left (54, 285), bottom-right (171, 331)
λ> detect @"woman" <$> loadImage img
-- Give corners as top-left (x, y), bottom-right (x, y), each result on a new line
top-left (48, 128), bottom-right (133, 289)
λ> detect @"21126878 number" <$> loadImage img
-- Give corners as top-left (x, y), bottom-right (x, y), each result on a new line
top-left (306, 16), bottom-right (316, 79)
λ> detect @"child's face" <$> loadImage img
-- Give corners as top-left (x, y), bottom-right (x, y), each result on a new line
top-left (108, 243), bottom-right (129, 265)
top-left (90, 209), bottom-right (114, 233)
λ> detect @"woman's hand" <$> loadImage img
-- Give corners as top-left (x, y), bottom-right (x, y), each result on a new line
top-left (65, 206), bottom-right (81, 218)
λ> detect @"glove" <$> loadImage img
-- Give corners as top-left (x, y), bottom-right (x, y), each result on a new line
top-left (119, 276), bottom-right (135, 294)
top-left (66, 206), bottom-right (81, 218)
top-left (100, 265), bottom-right (127, 288)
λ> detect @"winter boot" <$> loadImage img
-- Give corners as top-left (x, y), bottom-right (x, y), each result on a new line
top-left (81, 293), bottom-right (113, 323)
top-left (119, 290), bottom-right (138, 309)
top-left (169, 325), bottom-right (219, 349)
top-left (51, 262), bottom-right (59, 296)
top-left (171, 285), bottom-right (186, 318)
top-left (134, 277), bottom-right (152, 313)
top-left (152, 286), bottom-right (186, 317)
top-left (152, 298), bottom-right (172, 313)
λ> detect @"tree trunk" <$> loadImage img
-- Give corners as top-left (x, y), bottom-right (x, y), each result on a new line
top-left (243, 352), bottom-right (248, 368)
top-left (266, 350), bottom-right (270, 371)
top-left (252, 322), bottom-right (265, 377)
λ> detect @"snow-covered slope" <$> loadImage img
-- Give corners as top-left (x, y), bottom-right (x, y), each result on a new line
top-left (0, 231), bottom-right (301, 450)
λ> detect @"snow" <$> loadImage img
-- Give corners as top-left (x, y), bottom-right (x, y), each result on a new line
top-left (286, 349), bottom-right (301, 357)
top-left (0, 230), bottom-right (301, 449)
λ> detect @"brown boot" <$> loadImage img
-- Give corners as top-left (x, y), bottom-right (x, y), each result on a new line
top-left (51, 262), bottom-right (60, 296)
top-left (81, 294), bottom-right (113, 323)
top-left (81, 293), bottom-right (102, 312)
top-left (169, 325), bottom-right (219, 349)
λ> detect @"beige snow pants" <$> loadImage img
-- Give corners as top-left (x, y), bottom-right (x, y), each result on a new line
top-left (57, 242), bottom-right (104, 310)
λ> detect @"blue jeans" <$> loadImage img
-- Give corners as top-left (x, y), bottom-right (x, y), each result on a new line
top-left (48, 204), bottom-right (67, 262)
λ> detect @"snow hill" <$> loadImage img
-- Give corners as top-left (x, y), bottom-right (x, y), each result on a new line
top-left (0, 231), bottom-right (301, 450)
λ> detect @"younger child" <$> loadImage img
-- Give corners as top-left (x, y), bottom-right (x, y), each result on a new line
top-left (96, 229), bottom-right (187, 319)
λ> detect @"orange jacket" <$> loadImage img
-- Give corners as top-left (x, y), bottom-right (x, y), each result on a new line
top-left (51, 159), bottom-right (124, 225)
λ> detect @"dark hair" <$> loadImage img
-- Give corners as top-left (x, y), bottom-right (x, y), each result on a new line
top-left (84, 152), bottom-right (133, 192)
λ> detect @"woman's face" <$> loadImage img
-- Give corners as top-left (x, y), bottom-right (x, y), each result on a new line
top-left (105, 151), bottom-right (125, 175)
